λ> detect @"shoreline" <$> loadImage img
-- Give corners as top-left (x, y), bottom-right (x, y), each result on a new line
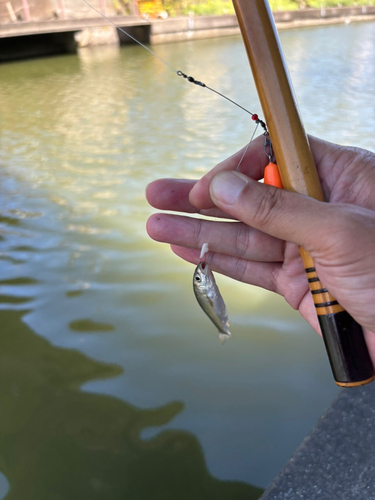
top-left (149, 6), bottom-right (375, 44)
top-left (1, 6), bottom-right (374, 60)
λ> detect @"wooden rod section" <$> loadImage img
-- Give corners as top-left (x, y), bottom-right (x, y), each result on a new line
top-left (232, 0), bottom-right (374, 386)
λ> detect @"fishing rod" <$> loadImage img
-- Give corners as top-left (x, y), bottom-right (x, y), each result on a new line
top-left (233, 0), bottom-right (374, 387)
top-left (83, 0), bottom-right (373, 383)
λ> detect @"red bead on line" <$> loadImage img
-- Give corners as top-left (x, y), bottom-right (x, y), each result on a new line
top-left (252, 114), bottom-right (258, 121)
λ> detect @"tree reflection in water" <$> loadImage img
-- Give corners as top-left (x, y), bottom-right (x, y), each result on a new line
top-left (0, 309), bottom-right (263, 500)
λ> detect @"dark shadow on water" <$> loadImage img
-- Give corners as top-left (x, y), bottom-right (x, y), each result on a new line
top-left (0, 278), bottom-right (39, 285)
top-left (0, 295), bottom-right (33, 304)
top-left (0, 256), bottom-right (26, 265)
top-left (0, 216), bottom-right (20, 227)
top-left (0, 309), bottom-right (264, 500)
top-left (9, 246), bottom-right (38, 253)
top-left (66, 290), bottom-right (84, 298)
top-left (69, 319), bottom-right (115, 332)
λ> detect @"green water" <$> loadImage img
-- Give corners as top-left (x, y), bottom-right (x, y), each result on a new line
top-left (0, 20), bottom-right (374, 499)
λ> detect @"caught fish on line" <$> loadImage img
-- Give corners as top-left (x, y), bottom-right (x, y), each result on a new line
top-left (193, 254), bottom-right (231, 344)
top-left (191, 129), bottom-right (279, 342)
top-left (82, 0), bottom-right (274, 344)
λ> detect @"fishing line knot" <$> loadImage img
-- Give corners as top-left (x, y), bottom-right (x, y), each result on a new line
top-left (252, 114), bottom-right (267, 133)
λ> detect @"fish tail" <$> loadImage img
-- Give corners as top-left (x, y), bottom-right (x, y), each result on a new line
top-left (219, 332), bottom-right (231, 345)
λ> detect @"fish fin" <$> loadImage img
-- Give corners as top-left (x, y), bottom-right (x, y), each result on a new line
top-left (219, 332), bottom-right (231, 345)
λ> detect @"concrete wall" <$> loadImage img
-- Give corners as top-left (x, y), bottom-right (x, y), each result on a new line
top-left (150, 14), bottom-right (239, 44)
top-left (149, 6), bottom-right (375, 44)
top-left (49, 0), bottom-right (118, 19)
top-left (1, 5), bottom-right (375, 59)
top-left (273, 5), bottom-right (375, 22)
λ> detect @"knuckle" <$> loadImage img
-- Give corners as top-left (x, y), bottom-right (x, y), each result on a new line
top-left (251, 186), bottom-right (283, 230)
top-left (233, 257), bottom-right (249, 282)
top-left (234, 223), bottom-right (251, 259)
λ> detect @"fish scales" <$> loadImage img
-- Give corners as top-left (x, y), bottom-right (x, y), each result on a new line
top-left (193, 262), bottom-right (231, 343)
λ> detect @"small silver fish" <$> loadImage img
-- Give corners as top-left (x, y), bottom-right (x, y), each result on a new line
top-left (193, 262), bottom-right (231, 344)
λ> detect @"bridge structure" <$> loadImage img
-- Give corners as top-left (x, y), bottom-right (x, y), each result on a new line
top-left (1, 2), bottom-right (375, 62)
top-left (0, 3), bottom-right (242, 62)
top-left (0, 14), bottom-right (154, 61)
top-left (0, 0), bottom-right (154, 61)
top-left (0, 15), bottom-right (146, 38)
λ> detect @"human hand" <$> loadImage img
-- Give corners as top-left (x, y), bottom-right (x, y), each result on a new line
top-left (146, 135), bottom-right (375, 360)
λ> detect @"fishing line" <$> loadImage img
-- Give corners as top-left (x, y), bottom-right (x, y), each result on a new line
top-left (176, 71), bottom-right (267, 129)
top-left (199, 121), bottom-right (259, 261)
top-left (235, 122), bottom-right (259, 172)
top-left (83, 0), bottom-right (270, 247)
top-left (83, 0), bottom-right (176, 71)
top-left (82, 0), bottom-right (274, 341)
top-left (83, 0), bottom-right (270, 253)
top-left (83, 0), bottom-right (272, 257)
top-left (82, 0), bottom-right (268, 132)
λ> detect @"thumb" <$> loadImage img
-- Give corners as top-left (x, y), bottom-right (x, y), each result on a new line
top-left (209, 171), bottom-right (335, 250)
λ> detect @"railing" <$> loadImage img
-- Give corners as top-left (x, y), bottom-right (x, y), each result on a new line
top-left (0, 0), bottom-right (145, 23)
top-left (0, 0), bottom-right (112, 23)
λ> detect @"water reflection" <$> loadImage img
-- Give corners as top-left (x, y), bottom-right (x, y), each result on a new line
top-left (1, 21), bottom-right (374, 493)
top-left (69, 318), bottom-right (115, 332)
top-left (0, 309), bottom-right (263, 500)
top-left (280, 22), bottom-right (375, 151)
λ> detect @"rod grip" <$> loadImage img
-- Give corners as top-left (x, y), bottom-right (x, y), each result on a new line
top-left (319, 312), bottom-right (374, 387)
top-left (264, 164), bottom-right (374, 386)
top-left (301, 250), bottom-right (374, 387)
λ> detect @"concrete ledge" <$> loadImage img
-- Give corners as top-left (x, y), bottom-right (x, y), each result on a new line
top-left (276, 14), bottom-right (375, 31)
top-left (150, 15), bottom-right (238, 35)
top-left (260, 381), bottom-right (375, 499)
top-left (149, 7), bottom-right (375, 44)
top-left (0, 16), bottom-right (146, 38)
top-left (150, 26), bottom-right (240, 44)
top-left (2, 7), bottom-right (375, 57)
top-left (273, 5), bottom-right (375, 22)
top-left (151, 18), bottom-right (190, 35)
top-left (150, 15), bottom-right (240, 43)
top-left (193, 14), bottom-right (239, 30)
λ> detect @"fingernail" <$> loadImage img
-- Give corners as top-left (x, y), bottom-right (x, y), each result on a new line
top-left (210, 171), bottom-right (248, 205)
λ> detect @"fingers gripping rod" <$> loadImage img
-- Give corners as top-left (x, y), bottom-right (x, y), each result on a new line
top-left (233, 0), bottom-right (374, 387)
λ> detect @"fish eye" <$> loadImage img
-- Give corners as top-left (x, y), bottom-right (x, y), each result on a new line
top-left (195, 276), bottom-right (201, 282)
